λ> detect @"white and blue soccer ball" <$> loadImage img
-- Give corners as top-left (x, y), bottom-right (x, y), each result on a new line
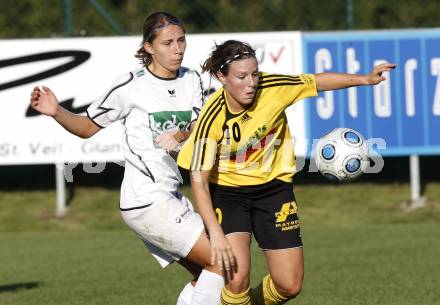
top-left (313, 128), bottom-right (370, 181)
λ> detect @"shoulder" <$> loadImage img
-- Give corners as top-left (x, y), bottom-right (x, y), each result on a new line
top-left (112, 68), bottom-right (154, 92)
top-left (258, 72), bottom-right (304, 86)
top-left (99, 71), bottom-right (137, 100)
top-left (178, 66), bottom-right (202, 81)
top-left (112, 70), bottom-right (138, 88)
top-left (179, 66), bottom-right (198, 75)
top-left (132, 67), bottom-right (147, 79)
top-left (196, 89), bottom-right (226, 124)
top-left (256, 72), bottom-right (312, 93)
top-left (204, 87), bottom-right (225, 109)
top-left (127, 67), bottom-right (152, 83)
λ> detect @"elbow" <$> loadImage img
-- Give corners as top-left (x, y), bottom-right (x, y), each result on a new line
top-left (78, 133), bottom-right (92, 139)
top-left (79, 119), bottom-right (101, 139)
top-left (78, 127), bottom-right (97, 139)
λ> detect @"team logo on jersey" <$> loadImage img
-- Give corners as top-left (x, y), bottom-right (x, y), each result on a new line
top-left (302, 75), bottom-right (314, 85)
top-left (168, 89), bottom-right (176, 97)
top-left (241, 113), bottom-right (252, 123)
top-left (136, 70), bottom-right (145, 77)
top-left (149, 111), bottom-right (191, 134)
top-left (228, 125), bottom-right (278, 163)
top-left (274, 201), bottom-right (300, 231)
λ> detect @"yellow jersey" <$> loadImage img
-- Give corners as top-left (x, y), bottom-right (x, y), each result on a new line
top-left (177, 73), bottom-right (318, 186)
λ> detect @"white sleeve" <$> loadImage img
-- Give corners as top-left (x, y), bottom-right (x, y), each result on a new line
top-left (86, 72), bottom-right (134, 128)
top-left (188, 71), bottom-right (204, 129)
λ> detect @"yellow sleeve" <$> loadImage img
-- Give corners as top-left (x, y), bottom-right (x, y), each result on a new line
top-left (257, 73), bottom-right (318, 108)
top-left (177, 92), bottom-right (225, 171)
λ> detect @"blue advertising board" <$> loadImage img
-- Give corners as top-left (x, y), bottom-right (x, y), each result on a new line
top-left (303, 29), bottom-right (440, 156)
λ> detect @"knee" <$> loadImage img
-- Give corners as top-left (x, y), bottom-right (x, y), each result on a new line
top-left (226, 272), bottom-right (250, 294)
top-left (277, 281), bottom-right (302, 299)
top-left (273, 272), bottom-right (303, 299)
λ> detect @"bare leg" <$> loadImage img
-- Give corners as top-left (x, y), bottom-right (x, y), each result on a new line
top-left (184, 230), bottom-right (225, 305)
top-left (178, 258), bottom-right (203, 283)
top-left (224, 233), bottom-right (252, 293)
top-left (264, 247), bottom-right (304, 298)
top-left (214, 233), bottom-right (253, 305)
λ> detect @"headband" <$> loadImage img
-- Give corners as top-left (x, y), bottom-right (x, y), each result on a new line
top-left (219, 51), bottom-right (254, 71)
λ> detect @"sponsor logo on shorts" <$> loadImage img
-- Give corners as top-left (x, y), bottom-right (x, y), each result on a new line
top-left (180, 206), bottom-right (191, 219)
top-left (274, 201), bottom-right (300, 231)
top-left (175, 206), bottom-right (192, 224)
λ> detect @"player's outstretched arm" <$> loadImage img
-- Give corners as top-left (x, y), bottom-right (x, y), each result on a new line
top-left (314, 63), bottom-right (396, 92)
top-left (30, 86), bottom-right (101, 139)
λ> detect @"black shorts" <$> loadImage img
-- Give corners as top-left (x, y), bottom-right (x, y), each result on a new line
top-left (209, 179), bottom-right (302, 250)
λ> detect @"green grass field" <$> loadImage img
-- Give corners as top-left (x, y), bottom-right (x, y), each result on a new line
top-left (1, 183), bottom-right (440, 305)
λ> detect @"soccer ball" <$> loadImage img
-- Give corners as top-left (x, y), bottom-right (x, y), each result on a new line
top-left (313, 128), bottom-right (370, 181)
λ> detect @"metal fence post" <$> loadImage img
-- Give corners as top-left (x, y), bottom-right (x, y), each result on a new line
top-left (407, 155), bottom-right (426, 210)
top-left (55, 163), bottom-right (67, 217)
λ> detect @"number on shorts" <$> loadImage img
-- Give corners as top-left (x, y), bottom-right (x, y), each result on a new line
top-left (215, 208), bottom-right (223, 224)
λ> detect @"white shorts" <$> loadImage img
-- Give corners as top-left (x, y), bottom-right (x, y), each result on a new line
top-left (121, 191), bottom-right (204, 268)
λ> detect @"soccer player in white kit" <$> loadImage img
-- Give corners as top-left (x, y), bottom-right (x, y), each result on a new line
top-left (29, 12), bottom-right (228, 305)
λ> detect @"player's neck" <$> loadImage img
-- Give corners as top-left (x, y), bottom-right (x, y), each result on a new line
top-left (225, 91), bottom-right (247, 113)
top-left (147, 62), bottom-right (178, 79)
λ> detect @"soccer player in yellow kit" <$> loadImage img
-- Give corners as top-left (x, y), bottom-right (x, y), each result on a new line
top-left (177, 40), bottom-right (395, 305)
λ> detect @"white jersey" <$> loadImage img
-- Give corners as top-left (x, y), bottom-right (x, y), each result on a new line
top-left (87, 66), bottom-right (203, 210)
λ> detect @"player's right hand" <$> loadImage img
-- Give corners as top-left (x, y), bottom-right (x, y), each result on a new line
top-left (209, 227), bottom-right (236, 280)
top-left (30, 86), bottom-right (60, 117)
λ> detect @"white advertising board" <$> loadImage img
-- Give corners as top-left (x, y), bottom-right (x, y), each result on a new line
top-left (0, 32), bottom-right (304, 165)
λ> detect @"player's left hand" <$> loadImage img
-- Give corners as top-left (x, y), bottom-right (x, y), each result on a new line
top-left (209, 227), bottom-right (236, 281)
top-left (366, 63), bottom-right (396, 85)
top-left (155, 131), bottom-right (180, 152)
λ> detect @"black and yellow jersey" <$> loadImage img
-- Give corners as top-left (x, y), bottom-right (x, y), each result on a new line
top-left (177, 73), bottom-right (318, 186)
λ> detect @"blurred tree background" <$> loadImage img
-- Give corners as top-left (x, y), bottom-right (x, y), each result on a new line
top-left (0, 0), bottom-right (438, 38)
